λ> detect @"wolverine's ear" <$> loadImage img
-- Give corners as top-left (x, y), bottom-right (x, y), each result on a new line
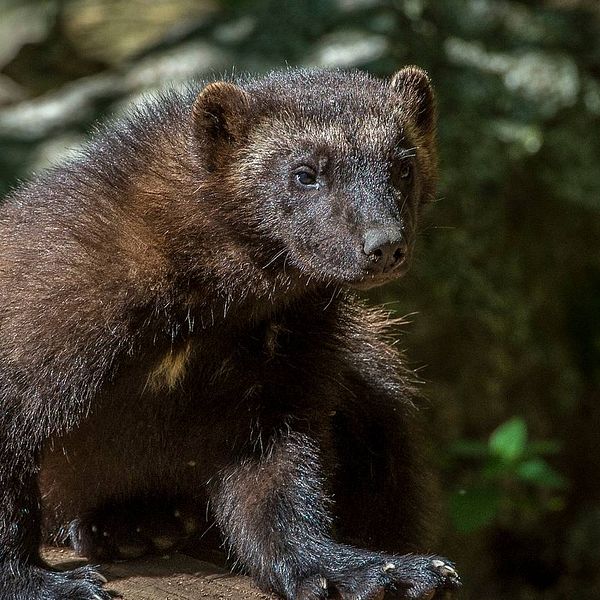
top-left (390, 66), bottom-right (436, 134)
top-left (192, 81), bottom-right (251, 165)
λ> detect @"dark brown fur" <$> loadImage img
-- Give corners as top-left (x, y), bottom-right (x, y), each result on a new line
top-left (0, 68), bottom-right (459, 599)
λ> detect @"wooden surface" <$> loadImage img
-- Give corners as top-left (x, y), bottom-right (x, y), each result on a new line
top-left (44, 547), bottom-right (273, 600)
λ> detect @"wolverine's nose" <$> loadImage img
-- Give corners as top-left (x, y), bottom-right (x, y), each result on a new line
top-left (363, 228), bottom-right (407, 273)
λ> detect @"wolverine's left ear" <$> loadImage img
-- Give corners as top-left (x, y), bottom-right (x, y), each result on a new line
top-left (191, 81), bottom-right (252, 167)
top-left (390, 66), bottom-right (436, 134)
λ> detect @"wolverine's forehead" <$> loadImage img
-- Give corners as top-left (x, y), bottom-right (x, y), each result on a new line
top-left (247, 111), bottom-right (405, 161)
top-left (240, 69), bottom-right (427, 162)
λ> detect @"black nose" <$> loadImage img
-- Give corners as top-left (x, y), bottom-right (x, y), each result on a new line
top-left (363, 228), bottom-right (407, 273)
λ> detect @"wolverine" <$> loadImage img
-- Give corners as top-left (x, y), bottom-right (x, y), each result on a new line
top-left (0, 67), bottom-right (460, 599)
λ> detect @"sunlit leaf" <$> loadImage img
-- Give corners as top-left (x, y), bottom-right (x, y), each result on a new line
top-left (517, 458), bottom-right (568, 489)
top-left (489, 417), bottom-right (527, 461)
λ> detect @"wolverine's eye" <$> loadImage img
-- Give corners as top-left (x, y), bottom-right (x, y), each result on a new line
top-left (399, 162), bottom-right (412, 180)
top-left (294, 167), bottom-right (318, 188)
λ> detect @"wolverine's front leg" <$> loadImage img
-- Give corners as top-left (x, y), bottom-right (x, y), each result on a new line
top-left (0, 284), bottom-right (138, 599)
top-left (210, 430), bottom-right (460, 600)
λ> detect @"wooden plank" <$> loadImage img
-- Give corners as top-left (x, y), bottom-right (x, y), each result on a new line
top-left (44, 547), bottom-right (274, 600)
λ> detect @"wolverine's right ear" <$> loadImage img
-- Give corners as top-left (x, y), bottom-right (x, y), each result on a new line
top-left (191, 81), bottom-right (251, 167)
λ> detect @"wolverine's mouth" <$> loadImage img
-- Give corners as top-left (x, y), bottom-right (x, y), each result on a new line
top-left (285, 241), bottom-right (411, 290)
top-left (347, 264), bottom-right (410, 290)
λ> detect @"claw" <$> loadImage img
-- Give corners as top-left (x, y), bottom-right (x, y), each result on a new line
top-left (91, 571), bottom-right (108, 584)
top-left (431, 559), bottom-right (457, 578)
top-left (440, 565), bottom-right (458, 578)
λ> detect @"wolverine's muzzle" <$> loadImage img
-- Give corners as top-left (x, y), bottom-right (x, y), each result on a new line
top-left (362, 227), bottom-right (408, 275)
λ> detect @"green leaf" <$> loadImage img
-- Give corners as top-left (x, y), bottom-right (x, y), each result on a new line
top-left (517, 458), bottom-right (568, 489)
top-left (489, 417), bottom-right (528, 461)
top-left (449, 485), bottom-right (501, 533)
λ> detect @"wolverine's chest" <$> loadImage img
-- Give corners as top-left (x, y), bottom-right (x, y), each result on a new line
top-left (41, 317), bottom-right (308, 479)
top-left (140, 316), bottom-right (289, 399)
top-left (39, 321), bottom-right (291, 527)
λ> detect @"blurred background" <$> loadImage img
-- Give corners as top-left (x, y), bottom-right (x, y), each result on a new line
top-left (0, 0), bottom-right (598, 597)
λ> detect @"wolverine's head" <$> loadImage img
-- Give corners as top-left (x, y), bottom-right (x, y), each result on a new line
top-left (191, 67), bottom-right (437, 289)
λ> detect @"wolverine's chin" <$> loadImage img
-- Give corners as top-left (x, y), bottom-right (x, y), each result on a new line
top-left (344, 267), bottom-right (410, 290)
top-left (291, 254), bottom-right (410, 290)
top-left (347, 276), bottom-right (404, 290)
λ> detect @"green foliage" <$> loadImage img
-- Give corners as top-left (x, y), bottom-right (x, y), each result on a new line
top-left (449, 418), bottom-right (567, 534)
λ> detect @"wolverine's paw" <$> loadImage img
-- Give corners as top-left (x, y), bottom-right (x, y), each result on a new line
top-left (0, 563), bottom-right (112, 600)
top-left (70, 504), bottom-right (200, 561)
top-left (300, 553), bottom-right (460, 600)
top-left (373, 555), bottom-right (460, 599)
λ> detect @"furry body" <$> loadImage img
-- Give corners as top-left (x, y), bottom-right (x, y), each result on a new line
top-left (0, 68), bottom-right (459, 599)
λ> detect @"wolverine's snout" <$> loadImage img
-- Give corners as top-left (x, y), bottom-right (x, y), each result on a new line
top-left (362, 227), bottom-right (408, 274)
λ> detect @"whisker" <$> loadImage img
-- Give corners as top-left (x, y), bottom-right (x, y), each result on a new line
top-left (323, 286), bottom-right (341, 311)
top-left (261, 248), bottom-right (286, 269)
